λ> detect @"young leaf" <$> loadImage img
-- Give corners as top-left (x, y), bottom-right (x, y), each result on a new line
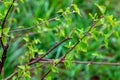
top-left (51, 66), bottom-right (58, 73)
top-left (79, 41), bottom-right (88, 52)
top-left (23, 71), bottom-right (31, 80)
top-left (64, 59), bottom-right (72, 69)
top-left (72, 4), bottom-right (81, 16)
top-left (95, 4), bottom-right (106, 14)
top-left (18, 65), bottom-right (25, 70)
top-left (3, 27), bottom-right (10, 36)
top-left (57, 9), bottom-right (63, 13)
top-left (2, 37), bottom-right (7, 45)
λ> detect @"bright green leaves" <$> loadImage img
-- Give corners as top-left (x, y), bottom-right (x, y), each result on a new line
top-left (3, 27), bottom-right (10, 36)
top-left (4, 1), bottom-right (11, 7)
top-left (92, 52), bottom-right (104, 59)
top-left (75, 28), bottom-right (84, 38)
top-left (64, 41), bottom-right (72, 48)
top-left (96, 17), bottom-right (105, 26)
top-left (0, 27), bottom-right (10, 45)
top-left (18, 65), bottom-right (31, 79)
top-left (57, 9), bottom-right (64, 13)
top-left (23, 35), bottom-right (42, 62)
top-left (114, 31), bottom-right (119, 39)
top-left (104, 34), bottom-right (109, 48)
top-left (72, 4), bottom-right (81, 16)
top-left (18, 65), bottom-right (25, 70)
top-left (95, 4), bottom-right (106, 14)
top-left (0, 13), bottom-right (3, 19)
top-left (65, 7), bottom-right (71, 14)
top-left (64, 59), bottom-right (72, 69)
top-left (79, 40), bottom-right (88, 52)
top-left (20, 0), bottom-right (24, 3)
top-left (89, 13), bottom-right (98, 20)
top-left (23, 36), bottom-right (29, 42)
top-left (23, 71), bottom-right (31, 80)
top-left (19, 56), bottom-right (25, 64)
top-left (92, 28), bottom-right (100, 40)
top-left (38, 18), bottom-right (44, 22)
top-left (2, 37), bottom-right (7, 46)
top-left (60, 29), bottom-right (65, 37)
top-left (64, 53), bottom-right (74, 69)
top-left (13, 2), bottom-right (18, 6)
top-left (106, 15), bottom-right (118, 27)
top-left (51, 66), bottom-right (59, 73)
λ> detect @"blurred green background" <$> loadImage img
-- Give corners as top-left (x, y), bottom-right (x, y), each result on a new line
top-left (0, 0), bottom-right (120, 80)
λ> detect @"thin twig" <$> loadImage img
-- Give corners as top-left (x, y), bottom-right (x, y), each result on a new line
top-left (5, 59), bottom-right (120, 80)
top-left (38, 59), bottom-right (120, 66)
top-left (28, 28), bottom-right (75, 65)
top-left (9, 11), bottom-right (75, 33)
top-left (28, 37), bottom-right (71, 65)
top-left (1, 0), bottom-right (15, 29)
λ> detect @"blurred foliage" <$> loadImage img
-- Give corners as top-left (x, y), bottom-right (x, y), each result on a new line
top-left (0, 0), bottom-right (120, 80)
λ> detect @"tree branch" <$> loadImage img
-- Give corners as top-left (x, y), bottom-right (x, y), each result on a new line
top-left (28, 28), bottom-right (75, 65)
top-left (28, 37), bottom-right (71, 65)
top-left (39, 59), bottom-right (120, 66)
top-left (9, 11), bottom-right (75, 33)
top-left (40, 17), bottom-right (102, 80)
top-left (0, 0), bottom-right (15, 74)
top-left (1, 0), bottom-right (15, 29)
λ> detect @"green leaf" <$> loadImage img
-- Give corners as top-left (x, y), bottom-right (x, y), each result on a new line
top-left (96, 18), bottom-right (104, 26)
top-left (106, 15), bottom-right (118, 27)
top-left (46, 75), bottom-right (52, 80)
top-left (23, 71), bottom-right (31, 79)
top-left (95, 4), bottom-right (106, 14)
top-left (57, 9), bottom-right (63, 13)
top-left (114, 31), bottom-right (119, 38)
top-left (60, 30), bottom-right (65, 37)
top-left (64, 59), bottom-right (72, 69)
top-left (18, 69), bottom-right (23, 77)
top-left (33, 38), bottom-right (41, 44)
top-left (4, 1), bottom-right (11, 7)
top-left (16, 7), bottom-right (20, 13)
top-left (72, 4), bottom-right (81, 16)
top-left (20, 0), bottom-right (24, 3)
top-left (0, 13), bottom-right (3, 19)
top-left (18, 65), bottom-right (25, 70)
top-left (51, 66), bottom-right (58, 73)
top-left (92, 52), bottom-right (103, 58)
top-left (19, 56), bottom-right (24, 64)
top-left (23, 37), bottom-right (29, 42)
top-left (79, 41), bottom-right (88, 52)
top-left (2, 37), bottom-right (7, 45)
top-left (3, 27), bottom-right (10, 36)
top-left (45, 21), bottom-right (49, 26)
top-left (65, 7), bottom-right (70, 13)
top-left (89, 13), bottom-right (94, 20)
top-left (13, 2), bottom-right (18, 6)
top-left (38, 18), bottom-right (44, 22)
top-left (54, 59), bottom-right (59, 64)
top-left (77, 28), bottom-right (84, 38)
top-left (104, 35), bottom-right (109, 48)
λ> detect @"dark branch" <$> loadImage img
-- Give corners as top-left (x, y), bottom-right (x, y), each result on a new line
top-left (1, 0), bottom-right (15, 29)
top-left (0, 0), bottom-right (15, 74)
